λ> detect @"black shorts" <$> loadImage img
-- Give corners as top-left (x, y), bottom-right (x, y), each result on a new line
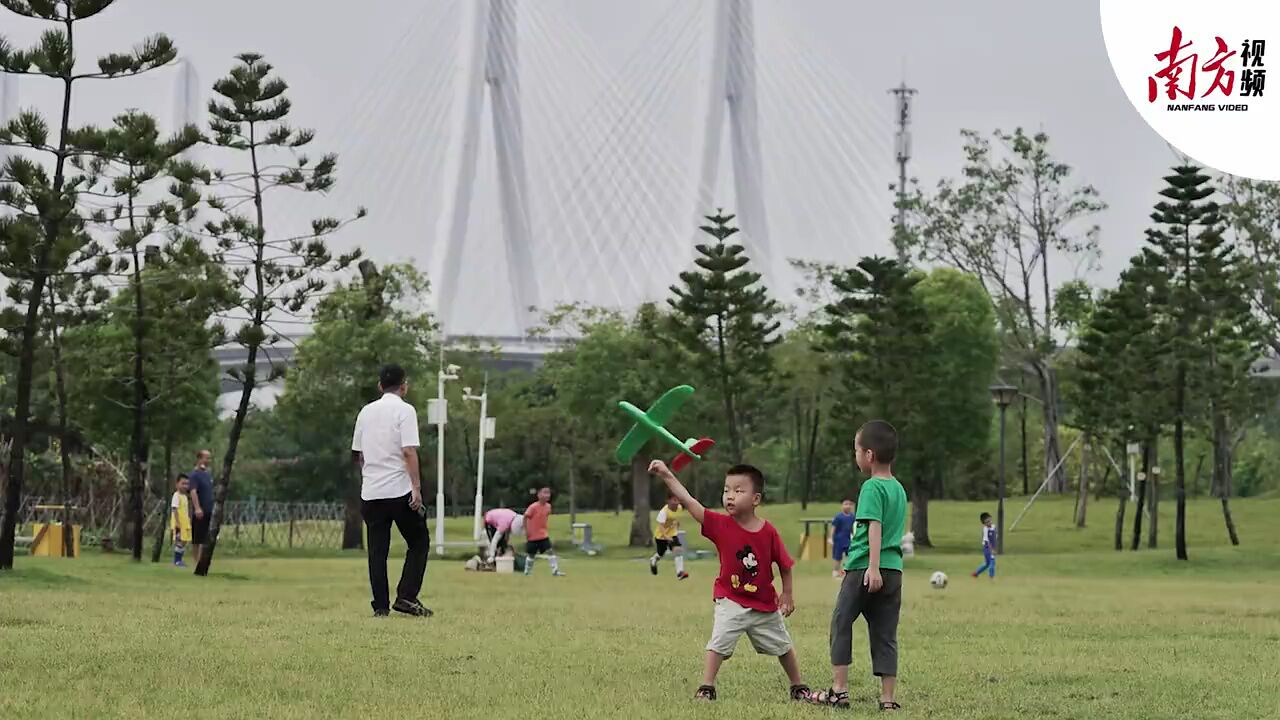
top-left (191, 514), bottom-right (211, 544)
top-left (655, 537), bottom-right (682, 556)
top-left (526, 538), bottom-right (552, 556)
top-left (485, 524), bottom-right (510, 554)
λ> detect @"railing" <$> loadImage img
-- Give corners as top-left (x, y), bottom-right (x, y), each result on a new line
top-left (15, 496), bottom-right (348, 552)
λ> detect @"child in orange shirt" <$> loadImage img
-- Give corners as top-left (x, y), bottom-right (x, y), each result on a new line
top-left (523, 486), bottom-right (565, 577)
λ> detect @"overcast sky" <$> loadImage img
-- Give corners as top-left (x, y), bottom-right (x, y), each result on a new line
top-left (2, 0), bottom-right (1178, 336)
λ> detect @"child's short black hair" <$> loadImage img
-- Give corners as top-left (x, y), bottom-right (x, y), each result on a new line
top-left (980, 512), bottom-right (992, 522)
top-left (726, 464), bottom-right (765, 496)
top-left (177, 472), bottom-right (189, 481)
top-left (857, 420), bottom-right (898, 463)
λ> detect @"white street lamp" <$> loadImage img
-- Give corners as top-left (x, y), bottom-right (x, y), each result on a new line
top-left (429, 362), bottom-right (460, 555)
top-left (463, 375), bottom-right (495, 545)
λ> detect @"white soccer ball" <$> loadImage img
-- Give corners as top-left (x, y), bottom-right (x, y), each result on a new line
top-left (929, 571), bottom-right (948, 589)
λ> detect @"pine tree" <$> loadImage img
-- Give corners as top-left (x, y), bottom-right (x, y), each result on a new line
top-left (1191, 190), bottom-right (1265, 547)
top-left (1144, 165), bottom-right (1227, 560)
top-left (196, 54), bottom-right (363, 575)
top-left (818, 258), bottom-right (933, 535)
top-left (1074, 253), bottom-right (1171, 551)
top-left (667, 211), bottom-right (780, 463)
top-left (0, 0), bottom-right (177, 570)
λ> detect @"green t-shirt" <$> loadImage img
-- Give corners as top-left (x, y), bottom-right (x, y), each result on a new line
top-left (843, 475), bottom-right (908, 572)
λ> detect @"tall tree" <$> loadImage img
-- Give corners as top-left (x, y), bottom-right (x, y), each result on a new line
top-left (0, 0), bottom-right (176, 569)
top-left (1072, 256), bottom-right (1170, 551)
top-left (899, 128), bottom-right (1106, 494)
top-left (913, 267), bottom-right (1000, 545)
top-left (819, 258), bottom-right (932, 535)
top-left (85, 110), bottom-right (204, 560)
top-left (1222, 177), bottom-right (1280, 354)
top-left (667, 211), bottom-right (781, 463)
top-left (274, 262), bottom-right (434, 550)
top-left (195, 54), bottom-right (363, 575)
top-left (1143, 165), bottom-right (1237, 561)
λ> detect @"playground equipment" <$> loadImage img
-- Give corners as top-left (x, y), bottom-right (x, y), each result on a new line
top-left (797, 518), bottom-right (831, 560)
top-left (27, 504), bottom-right (81, 558)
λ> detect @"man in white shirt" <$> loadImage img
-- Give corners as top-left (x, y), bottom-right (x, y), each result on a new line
top-left (351, 364), bottom-right (432, 618)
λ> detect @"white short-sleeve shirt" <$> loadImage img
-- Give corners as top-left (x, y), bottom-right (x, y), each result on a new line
top-left (351, 393), bottom-right (421, 501)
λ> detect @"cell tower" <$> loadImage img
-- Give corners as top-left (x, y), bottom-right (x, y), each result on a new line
top-left (693, 0), bottom-right (773, 288)
top-left (888, 79), bottom-right (916, 261)
top-left (433, 0), bottom-right (538, 337)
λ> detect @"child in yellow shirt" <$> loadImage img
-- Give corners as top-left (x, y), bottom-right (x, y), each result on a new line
top-left (171, 474), bottom-right (193, 567)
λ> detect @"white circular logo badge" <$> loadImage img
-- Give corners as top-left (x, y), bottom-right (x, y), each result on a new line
top-left (1100, 0), bottom-right (1280, 179)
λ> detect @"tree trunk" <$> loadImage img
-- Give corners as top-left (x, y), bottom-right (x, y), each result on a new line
top-left (127, 242), bottom-right (149, 562)
top-left (342, 462), bottom-right (363, 550)
top-left (151, 442), bottom-right (175, 563)
top-left (194, 346), bottom-right (258, 576)
top-left (795, 398), bottom-right (807, 509)
top-left (1173, 419), bottom-right (1187, 561)
top-left (1148, 441), bottom-right (1159, 549)
top-left (1211, 412), bottom-right (1240, 545)
top-left (1074, 440), bottom-right (1089, 528)
top-left (1220, 497), bottom-right (1240, 546)
top-left (1114, 492), bottom-right (1127, 551)
top-left (628, 455), bottom-right (651, 547)
top-left (1020, 378), bottom-right (1029, 495)
top-left (45, 300), bottom-right (76, 559)
top-left (1131, 441), bottom-right (1150, 551)
top-left (568, 456), bottom-right (577, 527)
top-left (910, 475), bottom-right (932, 547)
top-left (803, 404), bottom-right (821, 505)
top-left (715, 313), bottom-right (743, 463)
top-left (1033, 362), bottom-right (1068, 493)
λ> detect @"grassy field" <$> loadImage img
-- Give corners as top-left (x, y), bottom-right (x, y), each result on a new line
top-left (2, 496), bottom-right (1278, 719)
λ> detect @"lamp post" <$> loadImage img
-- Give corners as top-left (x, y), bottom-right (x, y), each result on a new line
top-left (430, 363), bottom-right (460, 555)
top-left (989, 383), bottom-right (1019, 554)
top-left (462, 375), bottom-right (494, 545)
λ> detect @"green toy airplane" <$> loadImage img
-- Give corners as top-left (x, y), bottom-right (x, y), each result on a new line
top-left (615, 385), bottom-right (715, 471)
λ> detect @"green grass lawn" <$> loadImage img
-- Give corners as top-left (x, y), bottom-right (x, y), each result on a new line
top-left (2, 496), bottom-right (1278, 719)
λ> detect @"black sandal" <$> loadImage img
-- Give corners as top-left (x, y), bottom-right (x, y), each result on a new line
top-left (879, 701), bottom-right (902, 711)
top-left (789, 684), bottom-right (812, 701)
top-left (807, 688), bottom-right (850, 709)
top-left (694, 685), bottom-right (716, 701)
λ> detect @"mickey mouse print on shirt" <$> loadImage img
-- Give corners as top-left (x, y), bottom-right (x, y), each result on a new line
top-left (731, 545), bottom-right (760, 594)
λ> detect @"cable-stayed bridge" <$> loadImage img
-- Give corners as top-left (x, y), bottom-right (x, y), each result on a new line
top-left (3, 0), bottom-right (903, 408)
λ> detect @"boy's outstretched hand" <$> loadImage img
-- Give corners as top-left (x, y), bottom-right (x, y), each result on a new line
top-left (648, 459), bottom-right (673, 478)
top-left (648, 459), bottom-right (705, 524)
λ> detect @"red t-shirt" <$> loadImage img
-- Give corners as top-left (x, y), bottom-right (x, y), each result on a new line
top-left (701, 510), bottom-right (793, 613)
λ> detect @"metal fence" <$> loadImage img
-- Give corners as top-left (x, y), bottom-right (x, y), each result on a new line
top-left (14, 495), bottom-right (348, 552)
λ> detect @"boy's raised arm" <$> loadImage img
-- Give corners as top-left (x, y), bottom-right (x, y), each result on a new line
top-left (647, 460), bottom-right (705, 524)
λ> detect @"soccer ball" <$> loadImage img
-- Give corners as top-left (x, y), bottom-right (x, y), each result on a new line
top-left (929, 571), bottom-right (948, 589)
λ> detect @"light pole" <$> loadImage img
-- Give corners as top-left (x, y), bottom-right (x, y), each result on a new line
top-left (462, 375), bottom-right (494, 545)
top-left (989, 383), bottom-right (1019, 554)
top-left (430, 363), bottom-right (460, 555)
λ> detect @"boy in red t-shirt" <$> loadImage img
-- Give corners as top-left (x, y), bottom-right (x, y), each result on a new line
top-left (649, 460), bottom-right (811, 703)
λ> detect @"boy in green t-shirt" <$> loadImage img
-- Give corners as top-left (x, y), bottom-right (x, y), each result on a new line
top-left (809, 420), bottom-right (907, 712)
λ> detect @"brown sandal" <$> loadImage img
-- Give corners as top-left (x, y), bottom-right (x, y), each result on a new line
top-left (807, 688), bottom-right (850, 709)
top-left (694, 685), bottom-right (716, 701)
top-left (879, 701), bottom-right (902, 711)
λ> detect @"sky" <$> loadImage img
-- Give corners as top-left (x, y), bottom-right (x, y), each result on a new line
top-left (2, 0), bottom-right (1179, 338)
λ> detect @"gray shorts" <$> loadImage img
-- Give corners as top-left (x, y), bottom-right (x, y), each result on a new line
top-left (706, 598), bottom-right (794, 658)
top-left (829, 568), bottom-right (902, 676)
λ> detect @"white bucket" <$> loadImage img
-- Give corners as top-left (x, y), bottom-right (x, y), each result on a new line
top-left (496, 555), bottom-right (514, 574)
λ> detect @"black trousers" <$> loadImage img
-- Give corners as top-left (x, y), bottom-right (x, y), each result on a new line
top-left (829, 568), bottom-right (903, 676)
top-left (361, 493), bottom-right (429, 612)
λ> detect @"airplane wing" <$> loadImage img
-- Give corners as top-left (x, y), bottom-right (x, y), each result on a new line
top-left (614, 423), bottom-right (655, 464)
top-left (644, 385), bottom-right (693, 425)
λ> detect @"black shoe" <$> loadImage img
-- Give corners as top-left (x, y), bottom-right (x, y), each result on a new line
top-left (650, 556), bottom-right (658, 575)
top-left (373, 609), bottom-right (390, 618)
top-left (393, 597), bottom-right (434, 617)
